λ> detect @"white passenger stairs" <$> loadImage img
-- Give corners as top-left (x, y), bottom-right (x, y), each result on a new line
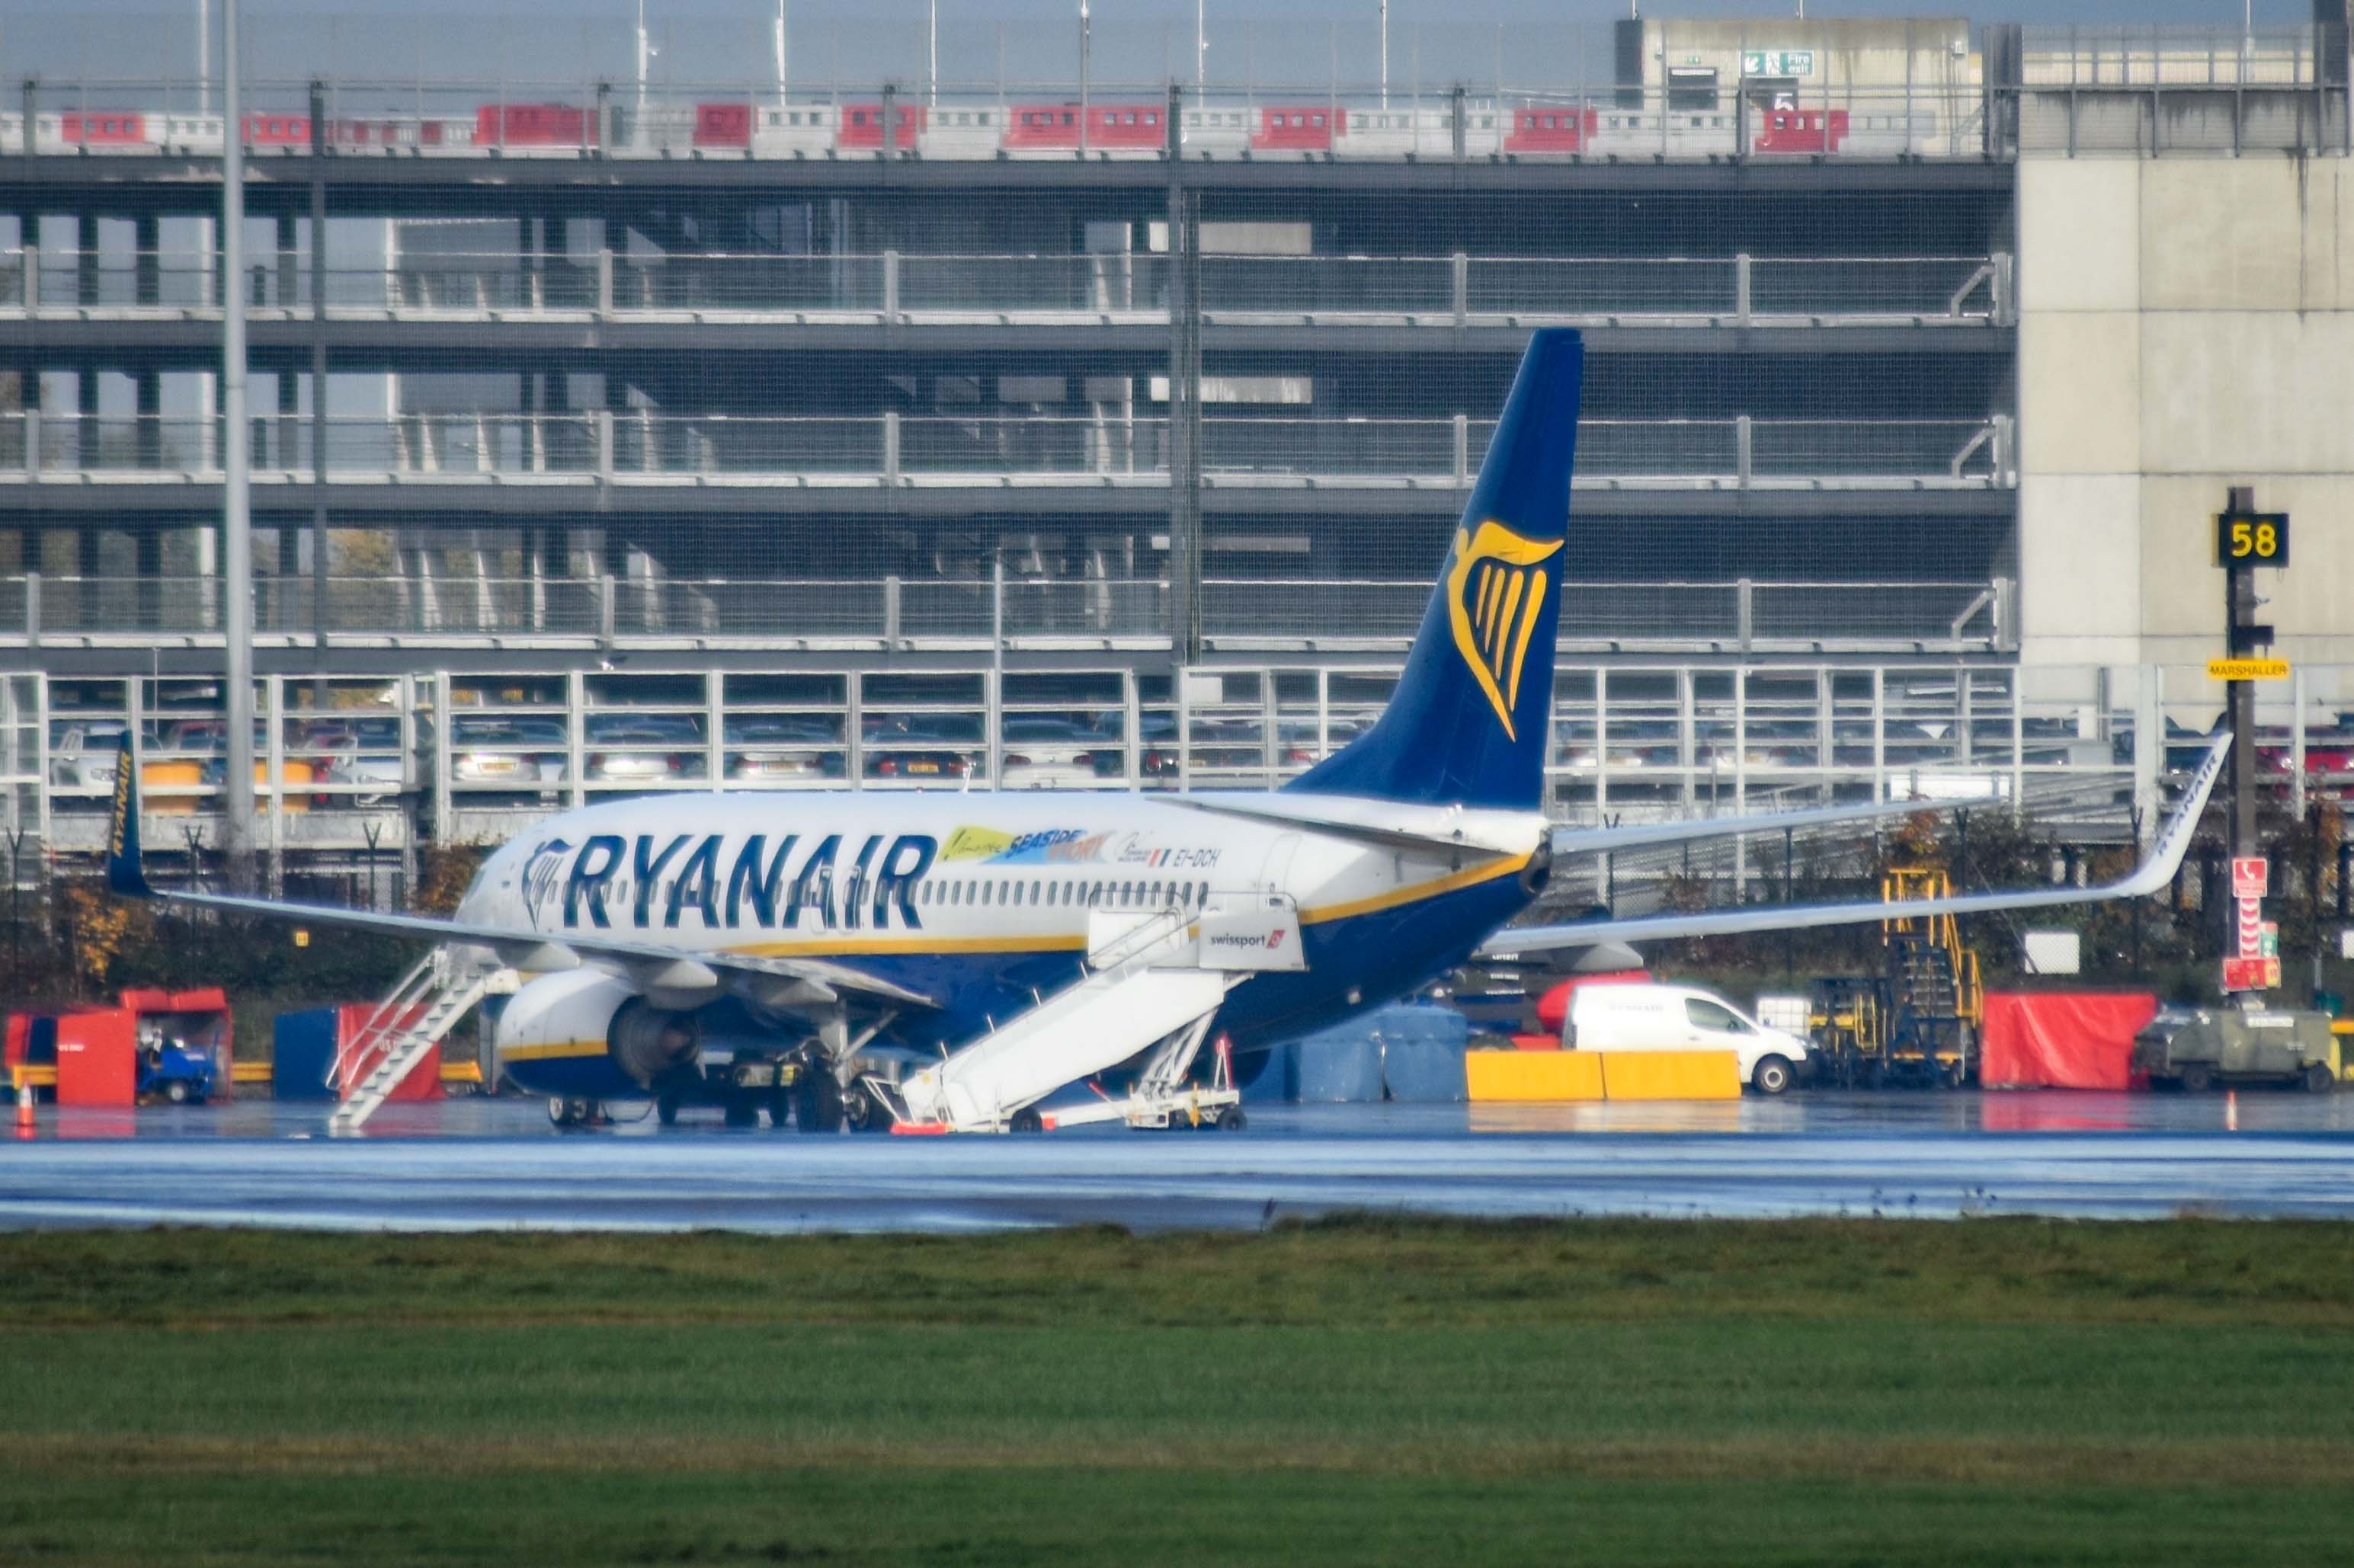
top-left (890, 899), bottom-right (1293, 1134)
top-left (327, 949), bottom-right (491, 1136)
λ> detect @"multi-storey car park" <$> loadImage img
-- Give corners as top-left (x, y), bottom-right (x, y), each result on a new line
top-left (1, 10), bottom-right (2351, 908)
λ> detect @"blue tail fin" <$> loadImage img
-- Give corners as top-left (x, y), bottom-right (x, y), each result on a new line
top-left (106, 735), bottom-right (152, 898)
top-left (1286, 328), bottom-right (1582, 810)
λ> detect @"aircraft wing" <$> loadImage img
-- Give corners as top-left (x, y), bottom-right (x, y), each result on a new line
top-left (100, 742), bottom-right (934, 1008)
top-left (1480, 732), bottom-right (2227, 957)
top-left (1551, 794), bottom-right (1968, 856)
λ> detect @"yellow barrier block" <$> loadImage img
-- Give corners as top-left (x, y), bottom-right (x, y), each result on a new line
top-left (229, 1061), bottom-right (273, 1084)
top-left (1466, 1049), bottom-right (1605, 1102)
top-left (1599, 1050), bottom-right (1743, 1101)
top-left (9, 1064), bottom-right (57, 1090)
top-left (440, 1060), bottom-right (485, 1086)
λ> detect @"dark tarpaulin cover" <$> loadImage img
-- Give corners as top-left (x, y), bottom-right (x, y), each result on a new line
top-left (1980, 990), bottom-right (2159, 1090)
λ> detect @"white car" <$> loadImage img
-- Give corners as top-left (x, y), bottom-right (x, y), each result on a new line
top-left (1565, 982), bottom-right (1809, 1094)
top-left (48, 722), bottom-right (127, 794)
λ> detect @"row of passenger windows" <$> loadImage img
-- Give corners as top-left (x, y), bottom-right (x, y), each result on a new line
top-left (919, 875), bottom-right (1209, 910)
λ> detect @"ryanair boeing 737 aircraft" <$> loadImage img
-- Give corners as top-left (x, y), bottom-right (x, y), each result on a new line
top-left (107, 331), bottom-right (2229, 1133)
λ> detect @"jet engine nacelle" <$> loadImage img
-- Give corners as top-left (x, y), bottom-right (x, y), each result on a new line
top-left (494, 970), bottom-right (699, 1094)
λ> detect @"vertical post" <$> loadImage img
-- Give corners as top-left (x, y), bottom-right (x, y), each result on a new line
top-left (309, 81), bottom-right (329, 666)
top-left (1734, 251), bottom-right (1752, 325)
top-left (1736, 578), bottom-right (1754, 651)
top-left (1735, 414), bottom-right (1753, 488)
top-left (221, 0), bottom-right (257, 891)
top-left (1079, 0), bottom-right (1091, 155)
top-left (1451, 412), bottom-right (1468, 488)
top-left (596, 245), bottom-right (613, 316)
top-left (2224, 485), bottom-right (2260, 861)
top-left (1165, 85), bottom-right (1201, 665)
top-left (881, 408), bottom-right (899, 484)
top-left (1450, 249), bottom-right (1467, 327)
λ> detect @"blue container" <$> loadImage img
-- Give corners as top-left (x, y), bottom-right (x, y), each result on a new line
top-left (1238, 1045), bottom-right (1297, 1104)
top-left (271, 1007), bottom-right (339, 1100)
top-left (1291, 1026), bottom-right (1385, 1102)
top-left (1373, 1003), bottom-right (1471, 1102)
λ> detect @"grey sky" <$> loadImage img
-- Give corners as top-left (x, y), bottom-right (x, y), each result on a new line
top-left (3, 2), bottom-right (2322, 94)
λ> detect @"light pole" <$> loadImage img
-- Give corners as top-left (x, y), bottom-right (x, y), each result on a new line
top-left (1380, 0), bottom-right (1388, 110)
top-left (928, 0), bottom-right (937, 108)
top-left (220, 0), bottom-right (256, 892)
top-left (636, 0), bottom-right (654, 138)
top-left (773, 0), bottom-right (789, 107)
top-left (1079, 0), bottom-right (1091, 154)
top-left (1197, 0), bottom-right (1207, 88)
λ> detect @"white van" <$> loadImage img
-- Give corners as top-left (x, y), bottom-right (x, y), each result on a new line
top-left (1565, 984), bottom-right (1809, 1094)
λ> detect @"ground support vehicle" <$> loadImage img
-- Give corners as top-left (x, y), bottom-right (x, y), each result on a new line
top-left (2131, 1005), bottom-right (2341, 1093)
top-left (1808, 867), bottom-right (1983, 1086)
top-left (136, 1040), bottom-right (217, 1104)
top-left (1565, 984), bottom-right (1808, 1094)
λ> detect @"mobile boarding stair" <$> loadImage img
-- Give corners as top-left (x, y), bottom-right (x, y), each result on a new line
top-left (327, 949), bottom-right (492, 1135)
top-left (885, 894), bottom-right (1303, 1134)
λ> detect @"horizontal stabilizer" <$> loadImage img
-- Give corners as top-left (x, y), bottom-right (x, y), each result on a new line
top-left (1166, 795), bottom-right (1522, 859)
top-left (1482, 733), bottom-right (2228, 957)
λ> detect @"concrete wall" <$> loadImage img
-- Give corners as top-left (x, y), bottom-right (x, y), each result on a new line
top-left (1638, 18), bottom-right (1977, 94)
top-left (2017, 155), bottom-right (2354, 670)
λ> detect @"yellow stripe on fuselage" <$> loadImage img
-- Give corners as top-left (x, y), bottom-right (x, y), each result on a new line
top-left (1296, 851), bottom-right (1532, 926)
top-left (500, 1038), bottom-right (610, 1062)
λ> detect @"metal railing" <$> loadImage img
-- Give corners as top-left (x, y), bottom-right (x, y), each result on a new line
top-left (0, 572), bottom-right (2016, 654)
top-left (1, 52), bottom-right (2341, 159)
top-left (0, 412), bottom-right (2015, 491)
top-left (23, 660), bottom-right (2354, 881)
top-left (0, 248), bottom-right (2013, 328)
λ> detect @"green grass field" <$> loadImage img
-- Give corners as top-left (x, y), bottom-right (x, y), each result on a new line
top-left (2, 1218), bottom-right (2350, 1566)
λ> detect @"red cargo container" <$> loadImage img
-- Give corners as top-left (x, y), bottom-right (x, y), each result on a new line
top-left (335, 1003), bottom-right (444, 1102)
top-left (54, 1010), bottom-right (137, 1106)
top-left (837, 102), bottom-right (925, 149)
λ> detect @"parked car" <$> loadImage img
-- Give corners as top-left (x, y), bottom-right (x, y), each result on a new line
top-left (1564, 982), bottom-right (1809, 1094)
top-left (1000, 715), bottom-right (1114, 789)
top-left (724, 713), bottom-right (844, 783)
top-left (47, 720), bottom-right (127, 792)
top-left (448, 715), bottom-right (568, 787)
top-left (585, 712), bottom-right (708, 784)
top-left (294, 718), bottom-right (407, 805)
top-left (863, 712), bottom-right (984, 782)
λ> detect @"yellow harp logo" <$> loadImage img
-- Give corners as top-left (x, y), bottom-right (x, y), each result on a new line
top-left (1446, 520), bottom-right (1562, 742)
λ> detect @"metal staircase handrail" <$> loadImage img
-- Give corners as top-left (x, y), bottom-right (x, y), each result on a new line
top-left (329, 951), bottom-right (438, 1094)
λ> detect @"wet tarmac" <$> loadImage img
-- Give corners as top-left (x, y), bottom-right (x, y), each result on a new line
top-left (2, 1092), bottom-right (2352, 1230)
